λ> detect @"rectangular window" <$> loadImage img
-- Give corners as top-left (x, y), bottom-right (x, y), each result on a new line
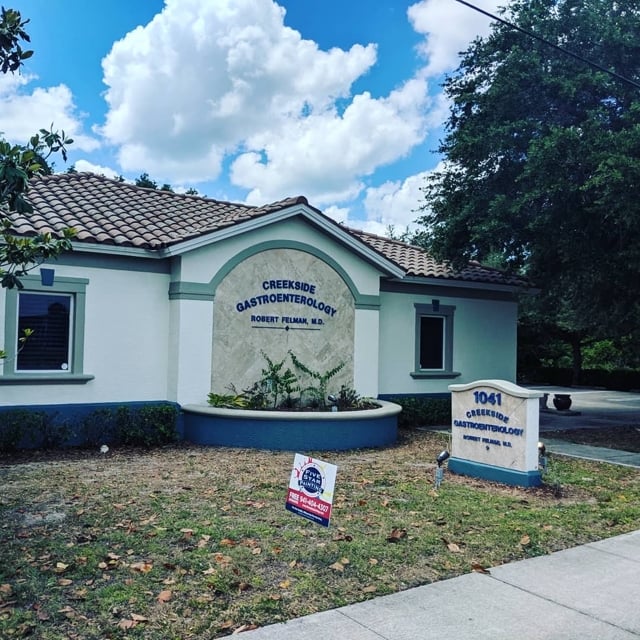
top-left (1, 274), bottom-right (91, 384)
top-left (17, 292), bottom-right (73, 372)
top-left (419, 316), bottom-right (444, 369)
top-left (412, 303), bottom-right (459, 379)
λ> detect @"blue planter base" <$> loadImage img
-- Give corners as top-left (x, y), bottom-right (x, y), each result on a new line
top-left (182, 401), bottom-right (401, 451)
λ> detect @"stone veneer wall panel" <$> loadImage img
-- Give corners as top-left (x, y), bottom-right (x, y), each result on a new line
top-left (211, 249), bottom-right (355, 397)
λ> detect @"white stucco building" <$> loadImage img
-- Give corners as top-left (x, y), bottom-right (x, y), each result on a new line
top-left (1, 173), bottom-right (526, 413)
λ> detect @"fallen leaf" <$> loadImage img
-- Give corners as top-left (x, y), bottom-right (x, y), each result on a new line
top-left (447, 542), bottom-right (462, 553)
top-left (520, 534), bottom-right (531, 547)
top-left (363, 585), bottom-right (377, 593)
top-left (131, 613), bottom-right (148, 622)
top-left (233, 624), bottom-right (258, 634)
top-left (130, 562), bottom-right (153, 573)
top-left (329, 562), bottom-right (345, 572)
top-left (471, 563), bottom-right (491, 575)
top-left (0, 584), bottom-right (12, 595)
top-left (219, 620), bottom-right (235, 630)
top-left (57, 578), bottom-right (73, 586)
top-left (279, 579), bottom-right (290, 589)
top-left (386, 528), bottom-right (407, 542)
top-left (251, 547), bottom-right (262, 555)
top-left (219, 538), bottom-right (237, 547)
top-left (157, 590), bottom-right (172, 603)
top-left (118, 619), bottom-right (136, 630)
top-left (54, 562), bottom-right (70, 574)
top-left (369, 558), bottom-right (379, 566)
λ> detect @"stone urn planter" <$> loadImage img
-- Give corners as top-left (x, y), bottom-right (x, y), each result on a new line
top-left (553, 393), bottom-right (572, 411)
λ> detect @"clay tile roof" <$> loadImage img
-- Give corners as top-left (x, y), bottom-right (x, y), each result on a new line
top-left (347, 228), bottom-right (528, 287)
top-left (8, 172), bottom-right (525, 287)
top-left (15, 172), bottom-right (297, 249)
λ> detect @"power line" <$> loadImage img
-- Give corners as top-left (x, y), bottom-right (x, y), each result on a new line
top-left (454, 0), bottom-right (640, 91)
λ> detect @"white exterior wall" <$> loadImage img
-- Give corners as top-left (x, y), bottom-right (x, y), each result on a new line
top-left (353, 308), bottom-right (380, 397)
top-left (167, 298), bottom-right (214, 405)
top-left (1, 263), bottom-right (170, 406)
top-left (378, 289), bottom-right (517, 396)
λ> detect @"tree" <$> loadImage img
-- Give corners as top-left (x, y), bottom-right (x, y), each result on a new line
top-left (0, 7), bottom-right (75, 290)
top-left (417, 0), bottom-right (640, 383)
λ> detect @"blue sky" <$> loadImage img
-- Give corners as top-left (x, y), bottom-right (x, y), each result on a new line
top-left (2, 0), bottom-right (501, 233)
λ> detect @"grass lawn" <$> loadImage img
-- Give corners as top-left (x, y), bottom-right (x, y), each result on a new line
top-left (1, 429), bottom-right (639, 638)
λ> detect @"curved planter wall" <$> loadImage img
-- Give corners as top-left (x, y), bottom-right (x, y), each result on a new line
top-left (182, 401), bottom-right (401, 451)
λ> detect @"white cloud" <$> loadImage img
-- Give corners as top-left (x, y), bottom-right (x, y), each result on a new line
top-left (362, 171), bottom-right (430, 231)
top-left (73, 159), bottom-right (120, 179)
top-left (408, 0), bottom-right (502, 76)
top-left (99, 0), bottom-right (432, 205)
top-left (234, 76), bottom-right (431, 206)
top-left (0, 74), bottom-right (99, 152)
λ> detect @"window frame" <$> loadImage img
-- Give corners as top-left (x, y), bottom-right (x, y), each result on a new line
top-left (411, 302), bottom-right (460, 379)
top-left (1, 274), bottom-right (93, 384)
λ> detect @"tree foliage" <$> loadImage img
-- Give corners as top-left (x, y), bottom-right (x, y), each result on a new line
top-left (0, 7), bottom-right (75, 290)
top-left (417, 0), bottom-right (640, 379)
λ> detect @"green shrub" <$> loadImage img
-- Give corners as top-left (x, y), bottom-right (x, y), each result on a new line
top-left (0, 409), bottom-right (42, 452)
top-left (78, 408), bottom-right (118, 447)
top-left (116, 405), bottom-right (179, 447)
top-left (388, 396), bottom-right (451, 429)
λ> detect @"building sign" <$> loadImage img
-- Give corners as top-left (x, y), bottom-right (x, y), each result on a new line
top-left (235, 279), bottom-right (337, 330)
top-left (448, 380), bottom-right (543, 487)
top-left (286, 454), bottom-right (337, 527)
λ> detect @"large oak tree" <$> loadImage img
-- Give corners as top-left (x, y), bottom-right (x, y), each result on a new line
top-left (417, 0), bottom-right (640, 381)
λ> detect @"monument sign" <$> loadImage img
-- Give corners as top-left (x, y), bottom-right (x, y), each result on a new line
top-left (448, 380), bottom-right (543, 487)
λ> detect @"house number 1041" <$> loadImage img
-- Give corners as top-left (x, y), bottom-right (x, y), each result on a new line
top-left (473, 391), bottom-right (502, 406)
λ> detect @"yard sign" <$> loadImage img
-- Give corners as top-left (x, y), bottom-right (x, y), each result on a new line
top-left (285, 454), bottom-right (337, 527)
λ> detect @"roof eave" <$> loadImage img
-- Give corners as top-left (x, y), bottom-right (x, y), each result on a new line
top-left (391, 274), bottom-right (533, 293)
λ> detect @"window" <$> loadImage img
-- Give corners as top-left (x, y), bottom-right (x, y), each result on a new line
top-left (17, 292), bottom-right (73, 372)
top-left (412, 303), bottom-right (459, 379)
top-left (1, 274), bottom-right (92, 384)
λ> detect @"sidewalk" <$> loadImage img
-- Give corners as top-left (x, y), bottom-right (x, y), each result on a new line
top-left (243, 529), bottom-right (640, 639)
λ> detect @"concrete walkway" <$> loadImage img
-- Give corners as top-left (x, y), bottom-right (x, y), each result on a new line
top-left (242, 390), bottom-right (640, 639)
top-left (544, 438), bottom-right (640, 468)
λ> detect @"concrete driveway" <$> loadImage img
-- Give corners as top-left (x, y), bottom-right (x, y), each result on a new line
top-left (529, 386), bottom-right (640, 430)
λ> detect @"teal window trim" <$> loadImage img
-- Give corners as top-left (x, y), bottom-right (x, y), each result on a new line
top-left (2, 275), bottom-right (92, 384)
top-left (412, 303), bottom-right (460, 379)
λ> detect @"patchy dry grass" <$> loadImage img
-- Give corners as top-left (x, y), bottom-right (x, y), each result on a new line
top-left (1, 430), bottom-right (639, 638)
